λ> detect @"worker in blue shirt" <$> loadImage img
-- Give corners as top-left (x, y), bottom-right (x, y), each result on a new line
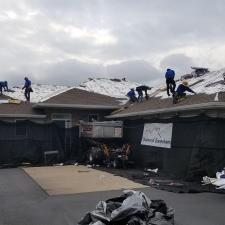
top-left (176, 80), bottom-right (196, 96)
top-left (173, 80), bottom-right (196, 103)
top-left (165, 68), bottom-right (176, 96)
top-left (127, 88), bottom-right (137, 102)
top-left (22, 77), bottom-right (33, 101)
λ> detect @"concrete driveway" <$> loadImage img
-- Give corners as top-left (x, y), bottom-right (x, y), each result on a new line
top-left (0, 168), bottom-right (225, 225)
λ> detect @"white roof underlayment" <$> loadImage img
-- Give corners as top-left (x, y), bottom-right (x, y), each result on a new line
top-left (4, 68), bottom-right (225, 103)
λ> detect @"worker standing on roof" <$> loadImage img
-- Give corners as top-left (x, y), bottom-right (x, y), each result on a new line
top-left (136, 86), bottom-right (144, 102)
top-left (22, 77), bottom-right (33, 101)
top-left (127, 88), bottom-right (137, 102)
top-left (165, 68), bottom-right (176, 96)
top-left (173, 80), bottom-right (196, 104)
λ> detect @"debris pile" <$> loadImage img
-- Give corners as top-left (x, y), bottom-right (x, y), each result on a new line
top-left (78, 190), bottom-right (174, 225)
top-left (191, 67), bottom-right (209, 77)
top-left (202, 168), bottom-right (225, 189)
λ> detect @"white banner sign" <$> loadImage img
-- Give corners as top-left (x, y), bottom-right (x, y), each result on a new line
top-left (141, 123), bottom-right (173, 148)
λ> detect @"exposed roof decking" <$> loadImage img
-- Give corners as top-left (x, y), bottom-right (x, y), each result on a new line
top-left (42, 88), bottom-right (120, 107)
top-left (107, 93), bottom-right (225, 119)
top-left (0, 95), bottom-right (46, 118)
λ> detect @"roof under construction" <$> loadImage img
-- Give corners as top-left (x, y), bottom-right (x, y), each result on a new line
top-left (34, 88), bottom-right (121, 109)
top-left (0, 95), bottom-right (45, 118)
top-left (107, 92), bottom-right (225, 119)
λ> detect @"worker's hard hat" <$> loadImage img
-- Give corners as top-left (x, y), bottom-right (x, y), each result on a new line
top-left (182, 80), bottom-right (189, 86)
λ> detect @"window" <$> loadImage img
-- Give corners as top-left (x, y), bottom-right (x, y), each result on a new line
top-left (51, 113), bottom-right (72, 128)
top-left (15, 120), bottom-right (28, 136)
top-left (51, 113), bottom-right (71, 120)
top-left (88, 114), bottom-right (98, 122)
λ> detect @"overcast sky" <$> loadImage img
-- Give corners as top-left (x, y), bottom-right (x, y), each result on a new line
top-left (1, 0), bottom-right (225, 86)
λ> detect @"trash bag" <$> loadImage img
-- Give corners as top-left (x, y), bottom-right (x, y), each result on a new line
top-left (78, 190), bottom-right (174, 225)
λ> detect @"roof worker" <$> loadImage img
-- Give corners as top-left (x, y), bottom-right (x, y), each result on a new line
top-left (22, 77), bottom-right (33, 102)
top-left (165, 68), bottom-right (176, 96)
top-left (0, 81), bottom-right (8, 94)
top-left (173, 80), bottom-right (196, 104)
top-left (0, 82), bottom-right (3, 95)
top-left (127, 88), bottom-right (137, 103)
top-left (135, 86), bottom-right (144, 102)
top-left (136, 85), bottom-right (151, 101)
top-left (223, 72), bottom-right (225, 83)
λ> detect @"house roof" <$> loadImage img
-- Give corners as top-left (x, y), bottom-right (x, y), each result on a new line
top-left (33, 88), bottom-right (121, 109)
top-left (0, 95), bottom-right (46, 118)
top-left (0, 88), bottom-right (121, 118)
top-left (107, 92), bottom-right (225, 119)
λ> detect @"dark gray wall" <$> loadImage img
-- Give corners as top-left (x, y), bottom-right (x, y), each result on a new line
top-left (0, 120), bottom-right (80, 165)
top-left (123, 116), bottom-right (225, 179)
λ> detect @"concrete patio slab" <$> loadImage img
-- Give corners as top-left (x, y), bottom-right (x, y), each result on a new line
top-left (23, 165), bottom-right (147, 195)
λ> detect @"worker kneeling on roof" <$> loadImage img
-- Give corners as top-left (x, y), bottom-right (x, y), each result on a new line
top-left (127, 88), bottom-right (137, 102)
top-left (175, 80), bottom-right (196, 99)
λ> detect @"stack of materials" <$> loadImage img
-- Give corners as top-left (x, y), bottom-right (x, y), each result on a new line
top-left (202, 169), bottom-right (225, 189)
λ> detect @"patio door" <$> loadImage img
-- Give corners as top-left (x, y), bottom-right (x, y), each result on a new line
top-left (52, 114), bottom-right (72, 157)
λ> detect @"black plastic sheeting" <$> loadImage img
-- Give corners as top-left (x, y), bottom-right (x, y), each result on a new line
top-left (123, 116), bottom-right (225, 180)
top-left (78, 190), bottom-right (174, 225)
top-left (0, 120), bottom-right (80, 165)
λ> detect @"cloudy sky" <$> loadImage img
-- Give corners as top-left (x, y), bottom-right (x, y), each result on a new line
top-left (1, 0), bottom-right (225, 86)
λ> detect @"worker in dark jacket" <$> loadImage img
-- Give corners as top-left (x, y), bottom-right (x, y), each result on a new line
top-left (136, 85), bottom-right (151, 101)
top-left (173, 80), bottom-right (196, 104)
top-left (0, 81), bottom-right (9, 94)
top-left (165, 68), bottom-right (176, 96)
top-left (175, 80), bottom-right (196, 98)
top-left (136, 86), bottom-right (144, 102)
top-left (22, 77), bottom-right (32, 101)
top-left (127, 88), bottom-right (137, 102)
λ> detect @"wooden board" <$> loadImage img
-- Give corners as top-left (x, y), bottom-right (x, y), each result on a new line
top-left (8, 99), bottom-right (21, 104)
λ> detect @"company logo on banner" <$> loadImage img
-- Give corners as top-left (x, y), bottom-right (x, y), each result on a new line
top-left (141, 123), bottom-right (173, 148)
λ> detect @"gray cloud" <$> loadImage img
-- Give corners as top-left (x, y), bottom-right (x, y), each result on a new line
top-left (39, 59), bottom-right (106, 86)
top-left (0, 0), bottom-right (225, 86)
top-left (32, 59), bottom-right (162, 86)
top-left (106, 60), bottom-right (161, 83)
top-left (160, 54), bottom-right (196, 77)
